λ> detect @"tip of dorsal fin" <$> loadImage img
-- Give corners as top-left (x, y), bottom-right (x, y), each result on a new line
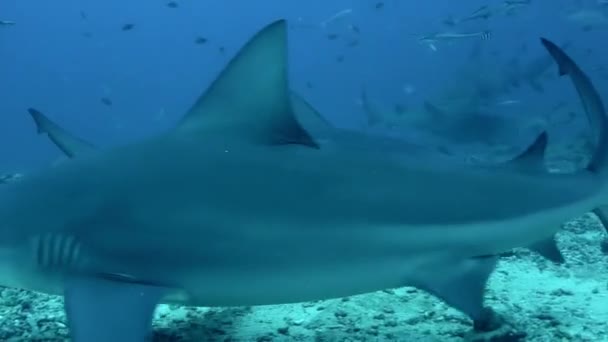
top-left (177, 20), bottom-right (317, 148)
top-left (27, 108), bottom-right (96, 158)
top-left (509, 131), bottom-right (548, 172)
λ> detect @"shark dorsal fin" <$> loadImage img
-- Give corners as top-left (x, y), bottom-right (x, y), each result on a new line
top-left (28, 108), bottom-right (96, 158)
top-left (177, 20), bottom-right (317, 148)
top-left (510, 131), bottom-right (548, 171)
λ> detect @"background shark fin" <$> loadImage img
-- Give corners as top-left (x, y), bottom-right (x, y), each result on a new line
top-left (528, 236), bottom-right (565, 264)
top-left (290, 91), bottom-right (335, 139)
top-left (407, 256), bottom-right (497, 321)
top-left (592, 206), bottom-right (608, 234)
top-left (27, 108), bottom-right (96, 158)
top-left (509, 131), bottom-right (547, 172)
top-left (541, 37), bottom-right (608, 175)
top-left (64, 276), bottom-right (169, 342)
top-left (177, 20), bottom-right (317, 147)
top-left (359, 86), bottom-right (384, 127)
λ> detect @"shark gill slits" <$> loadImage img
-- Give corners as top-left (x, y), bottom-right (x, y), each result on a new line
top-left (32, 234), bottom-right (82, 271)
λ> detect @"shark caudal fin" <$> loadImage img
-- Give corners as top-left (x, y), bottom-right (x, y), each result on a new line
top-left (541, 38), bottom-right (608, 234)
top-left (541, 38), bottom-right (608, 175)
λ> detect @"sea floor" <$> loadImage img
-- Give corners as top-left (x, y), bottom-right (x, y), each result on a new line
top-left (0, 213), bottom-right (606, 342)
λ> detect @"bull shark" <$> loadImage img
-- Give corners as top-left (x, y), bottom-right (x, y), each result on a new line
top-left (1, 19), bottom-right (607, 342)
top-left (26, 96), bottom-right (566, 266)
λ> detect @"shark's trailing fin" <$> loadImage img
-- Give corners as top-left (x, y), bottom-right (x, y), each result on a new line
top-left (541, 37), bottom-right (608, 174)
top-left (510, 131), bottom-right (548, 172)
top-left (528, 236), bottom-right (565, 264)
top-left (290, 91), bottom-right (335, 139)
top-left (592, 206), bottom-right (608, 234)
top-left (408, 256), bottom-right (497, 321)
top-left (64, 276), bottom-right (169, 342)
top-left (177, 20), bottom-right (317, 147)
top-left (27, 108), bottom-right (96, 158)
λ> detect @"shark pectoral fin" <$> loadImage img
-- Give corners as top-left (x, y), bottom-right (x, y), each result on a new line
top-left (592, 206), bottom-right (608, 233)
top-left (64, 276), bottom-right (169, 342)
top-left (409, 256), bottom-right (497, 321)
top-left (509, 131), bottom-right (548, 172)
top-left (528, 235), bottom-right (565, 264)
top-left (27, 108), bottom-right (97, 158)
top-left (177, 20), bottom-right (317, 147)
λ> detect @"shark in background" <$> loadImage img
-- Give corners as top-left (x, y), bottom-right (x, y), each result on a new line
top-left (358, 85), bottom-right (547, 156)
top-left (1, 19), bottom-right (608, 342)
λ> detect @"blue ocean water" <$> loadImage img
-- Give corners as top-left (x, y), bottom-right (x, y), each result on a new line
top-left (1, 0), bottom-right (606, 170)
top-left (1, 1), bottom-right (608, 341)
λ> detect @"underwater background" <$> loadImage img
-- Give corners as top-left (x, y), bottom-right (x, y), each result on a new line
top-left (1, 0), bottom-right (608, 341)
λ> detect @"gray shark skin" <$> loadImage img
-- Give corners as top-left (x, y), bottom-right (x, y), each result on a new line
top-left (2, 20), bottom-right (608, 342)
top-left (27, 95), bottom-right (566, 266)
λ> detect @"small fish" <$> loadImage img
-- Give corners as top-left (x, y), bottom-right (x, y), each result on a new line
top-left (101, 97), bottom-right (113, 106)
top-left (0, 20), bottom-right (16, 26)
top-left (336, 55), bottom-right (344, 63)
top-left (167, 1), bottom-right (178, 8)
top-left (501, 0), bottom-right (531, 15)
top-left (0, 173), bottom-right (22, 184)
top-left (375, 2), bottom-right (384, 9)
top-left (195, 36), bottom-right (208, 45)
top-left (444, 5), bottom-right (493, 26)
top-left (121, 24), bottom-right (134, 31)
top-left (80, 11), bottom-right (88, 20)
top-left (320, 8), bottom-right (353, 28)
top-left (418, 30), bottom-right (492, 51)
top-left (496, 99), bottom-right (521, 106)
top-left (218, 46), bottom-right (226, 54)
top-left (326, 33), bottom-right (338, 40)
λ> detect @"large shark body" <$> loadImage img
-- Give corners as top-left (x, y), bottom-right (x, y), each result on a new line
top-left (1, 20), bottom-right (607, 341)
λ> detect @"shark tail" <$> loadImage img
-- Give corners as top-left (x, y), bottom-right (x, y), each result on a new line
top-left (540, 38), bottom-right (608, 176)
top-left (540, 37), bottom-right (608, 234)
